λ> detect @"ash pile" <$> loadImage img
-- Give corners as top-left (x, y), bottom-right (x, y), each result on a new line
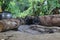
top-left (18, 25), bottom-right (60, 35)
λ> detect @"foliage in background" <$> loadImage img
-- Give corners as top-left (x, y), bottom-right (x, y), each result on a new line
top-left (0, 0), bottom-right (60, 18)
top-left (47, 0), bottom-right (60, 15)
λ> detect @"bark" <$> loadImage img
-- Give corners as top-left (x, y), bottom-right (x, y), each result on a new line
top-left (0, 19), bottom-right (20, 32)
top-left (39, 14), bottom-right (60, 26)
top-left (25, 15), bottom-right (60, 26)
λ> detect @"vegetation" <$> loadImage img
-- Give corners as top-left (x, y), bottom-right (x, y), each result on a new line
top-left (0, 0), bottom-right (60, 18)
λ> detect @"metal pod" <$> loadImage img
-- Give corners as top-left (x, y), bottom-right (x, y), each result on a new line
top-left (2, 11), bottom-right (12, 19)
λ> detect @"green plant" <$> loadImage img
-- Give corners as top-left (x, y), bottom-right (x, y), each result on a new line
top-left (1, 0), bottom-right (60, 18)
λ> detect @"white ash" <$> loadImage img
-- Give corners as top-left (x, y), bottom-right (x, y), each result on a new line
top-left (18, 25), bottom-right (60, 34)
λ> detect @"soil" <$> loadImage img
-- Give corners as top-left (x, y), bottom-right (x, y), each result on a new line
top-left (0, 25), bottom-right (60, 40)
top-left (0, 31), bottom-right (60, 40)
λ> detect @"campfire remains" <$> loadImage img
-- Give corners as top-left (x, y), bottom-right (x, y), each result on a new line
top-left (0, 14), bottom-right (60, 34)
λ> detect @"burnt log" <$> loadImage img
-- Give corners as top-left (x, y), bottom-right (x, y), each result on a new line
top-left (39, 14), bottom-right (60, 26)
top-left (25, 14), bottom-right (60, 26)
top-left (0, 19), bottom-right (20, 32)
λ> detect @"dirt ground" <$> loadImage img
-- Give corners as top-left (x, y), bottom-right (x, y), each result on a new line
top-left (0, 31), bottom-right (60, 40)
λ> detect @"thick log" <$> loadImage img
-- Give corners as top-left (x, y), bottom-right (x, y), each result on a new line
top-left (0, 19), bottom-right (20, 32)
top-left (25, 15), bottom-right (60, 26)
top-left (39, 14), bottom-right (60, 26)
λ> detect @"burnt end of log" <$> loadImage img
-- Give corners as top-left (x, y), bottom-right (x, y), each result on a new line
top-left (25, 16), bottom-right (41, 25)
top-left (24, 15), bottom-right (60, 26)
top-left (25, 16), bottom-right (34, 25)
top-left (33, 16), bottom-right (41, 25)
